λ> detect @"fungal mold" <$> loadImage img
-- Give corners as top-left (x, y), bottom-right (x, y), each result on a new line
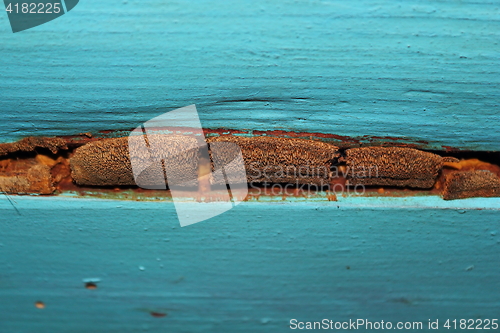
top-left (0, 133), bottom-right (499, 201)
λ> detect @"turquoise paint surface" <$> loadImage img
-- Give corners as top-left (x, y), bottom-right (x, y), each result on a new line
top-left (1, 1), bottom-right (500, 331)
top-left (0, 0), bottom-right (499, 150)
top-left (0, 197), bottom-right (499, 332)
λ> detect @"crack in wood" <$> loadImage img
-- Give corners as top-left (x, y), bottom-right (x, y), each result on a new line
top-left (0, 133), bottom-right (499, 201)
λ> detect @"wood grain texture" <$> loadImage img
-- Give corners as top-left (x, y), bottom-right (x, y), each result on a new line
top-left (0, 0), bottom-right (499, 150)
top-left (0, 198), bottom-right (499, 333)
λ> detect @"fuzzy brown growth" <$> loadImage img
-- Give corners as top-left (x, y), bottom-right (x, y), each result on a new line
top-left (345, 147), bottom-right (443, 188)
top-left (0, 137), bottom-right (67, 156)
top-left (129, 134), bottom-right (201, 188)
top-left (70, 135), bottom-right (201, 187)
top-left (70, 137), bottom-right (135, 186)
top-left (207, 136), bottom-right (339, 186)
top-left (443, 170), bottom-right (500, 200)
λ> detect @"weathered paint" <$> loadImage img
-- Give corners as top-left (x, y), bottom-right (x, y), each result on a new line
top-left (1, 0), bottom-right (500, 150)
top-left (0, 197), bottom-right (499, 333)
top-left (1, 0), bottom-right (500, 331)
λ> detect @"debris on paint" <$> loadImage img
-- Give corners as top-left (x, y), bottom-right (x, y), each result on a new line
top-left (34, 301), bottom-right (45, 309)
top-left (83, 278), bottom-right (101, 290)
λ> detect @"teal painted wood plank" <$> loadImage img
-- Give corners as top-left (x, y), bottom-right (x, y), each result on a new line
top-left (0, 197), bottom-right (499, 332)
top-left (1, 1), bottom-right (500, 332)
top-left (1, 0), bottom-right (499, 150)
